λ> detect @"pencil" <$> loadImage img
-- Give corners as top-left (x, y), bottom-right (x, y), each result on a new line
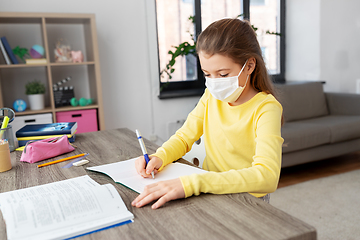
top-left (37, 153), bottom-right (88, 168)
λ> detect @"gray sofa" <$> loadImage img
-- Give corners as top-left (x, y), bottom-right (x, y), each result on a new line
top-left (275, 81), bottom-right (360, 168)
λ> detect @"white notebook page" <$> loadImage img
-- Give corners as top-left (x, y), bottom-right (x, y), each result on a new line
top-left (87, 157), bottom-right (207, 193)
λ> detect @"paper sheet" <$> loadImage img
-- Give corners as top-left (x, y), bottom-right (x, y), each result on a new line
top-left (87, 157), bottom-right (207, 193)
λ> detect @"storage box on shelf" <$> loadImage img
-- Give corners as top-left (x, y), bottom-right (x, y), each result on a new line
top-left (56, 109), bottom-right (98, 134)
top-left (0, 12), bottom-right (104, 133)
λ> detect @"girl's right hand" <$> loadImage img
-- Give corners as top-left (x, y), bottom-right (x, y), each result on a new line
top-left (135, 155), bottom-right (163, 178)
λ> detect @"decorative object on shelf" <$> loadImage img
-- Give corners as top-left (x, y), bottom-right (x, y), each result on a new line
top-left (54, 39), bottom-right (72, 63)
top-left (79, 98), bottom-right (92, 106)
top-left (70, 97), bottom-right (78, 107)
top-left (13, 99), bottom-right (27, 112)
top-left (71, 50), bottom-right (84, 63)
top-left (70, 97), bottom-right (93, 107)
top-left (12, 46), bottom-right (30, 63)
top-left (29, 44), bottom-right (45, 59)
top-left (25, 80), bottom-right (46, 110)
top-left (53, 76), bottom-right (74, 107)
top-left (54, 76), bottom-right (71, 88)
top-left (54, 86), bottom-right (74, 107)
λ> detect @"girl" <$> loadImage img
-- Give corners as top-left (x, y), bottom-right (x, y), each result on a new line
top-left (132, 18), bottom-right (283, 209)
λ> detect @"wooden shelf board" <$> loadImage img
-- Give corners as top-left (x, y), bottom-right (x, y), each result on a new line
top-left (14, 107), bottom-right (53, 116)
top-left (54, 104), bottom-right (99, 112)
top-left (0, 64), bottom-right (45, 69)
top-left (0, 62), bottom-right (95, 69)
top-left (50, 62), bottom-right (95, 67)
top-left (0, 17), bottom-right (42, 24)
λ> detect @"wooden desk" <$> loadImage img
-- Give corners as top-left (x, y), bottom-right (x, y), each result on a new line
top-left (0, 128), bottom-right (316, 240)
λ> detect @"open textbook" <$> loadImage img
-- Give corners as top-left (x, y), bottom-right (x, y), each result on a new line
top-left (0, 175), bottom-right (134, 240)
top-left (87, 157), bottom-right (207, 193)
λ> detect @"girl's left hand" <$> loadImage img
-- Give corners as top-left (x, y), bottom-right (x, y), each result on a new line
top-left (131, 178), bottom-right (185, 209)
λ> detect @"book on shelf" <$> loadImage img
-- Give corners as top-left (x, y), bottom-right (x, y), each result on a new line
top-left (0, 36), bottom-right (19, 64)
top-left (16, 122), bottom-right (78, 137)
top-left (0, 38), bottom-right (11, 64)
top-left (0, 175), bottom-right (134, 240)
top-left (25, 58), bottom-right (47, 64)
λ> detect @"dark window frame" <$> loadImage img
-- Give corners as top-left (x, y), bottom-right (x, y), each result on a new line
top-left (157, 0), bottom-right (285, 99)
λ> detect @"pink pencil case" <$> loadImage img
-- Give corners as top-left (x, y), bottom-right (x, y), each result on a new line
top-left (20, 135), bottom-right (75, 163)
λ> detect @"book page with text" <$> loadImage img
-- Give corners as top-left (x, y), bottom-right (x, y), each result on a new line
top-left (0, 175), bottom-right (134, 240)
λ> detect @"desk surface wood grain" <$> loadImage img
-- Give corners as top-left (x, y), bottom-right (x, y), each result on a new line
top-left (0, 128), bottom-right (316, 240)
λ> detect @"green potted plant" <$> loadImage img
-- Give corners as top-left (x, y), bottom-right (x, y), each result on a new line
top-left (25, 80), bottom-right (46, 110)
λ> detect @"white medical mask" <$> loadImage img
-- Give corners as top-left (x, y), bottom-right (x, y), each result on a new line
top-left (205, 60), bottom-right (249, 103)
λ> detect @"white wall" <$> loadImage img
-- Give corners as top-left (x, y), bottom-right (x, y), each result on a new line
top-left (1, 0), bottom-right (359, 146)
top-left (319, 0), bottom-right (360, 93)
top-left (285, 0), bottom-right (360, 93)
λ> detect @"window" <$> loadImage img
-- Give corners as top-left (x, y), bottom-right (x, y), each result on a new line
top-left (156, 0), bottom-right (285, 99)
top-left (248, 0), bottom-right (285, 80)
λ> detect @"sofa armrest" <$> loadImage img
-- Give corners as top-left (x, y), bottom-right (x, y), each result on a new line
top-left (325, 92), bottom-right (360, 115)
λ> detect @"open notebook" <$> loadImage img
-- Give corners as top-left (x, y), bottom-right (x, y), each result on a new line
top-left (87, 157), bottom-right (207, 193)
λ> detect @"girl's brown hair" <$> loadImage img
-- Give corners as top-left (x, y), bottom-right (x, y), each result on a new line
top-left (196, 18), bottom-right (276, 96)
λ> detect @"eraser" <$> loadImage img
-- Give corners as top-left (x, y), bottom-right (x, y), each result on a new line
top-left (73, 159), bottom-right (89, 167)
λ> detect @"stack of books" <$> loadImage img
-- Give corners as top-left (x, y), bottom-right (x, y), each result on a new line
top-left (16, 122), bottom-right (78, 147)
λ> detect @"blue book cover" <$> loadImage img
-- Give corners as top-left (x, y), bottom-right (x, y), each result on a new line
top-left (0, 38), bottom-right (11, 64)
top-left (18, 135), bottom-right (76, 147)
top-left (16, 122), bottom-right (78, 137)
top-left (0, 36), bottom-right (18, 64)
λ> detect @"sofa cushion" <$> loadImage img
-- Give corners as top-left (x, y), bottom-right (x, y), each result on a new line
top-left (275, 82), bottom-right (329, 122)
top-left (281, 121), bottom-right (331, 153)
top-left (300, 115), bottom-right (360, 143)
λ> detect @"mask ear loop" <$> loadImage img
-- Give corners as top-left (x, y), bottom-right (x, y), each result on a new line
top-left (237, 59), bottom-right (249, 77)
top-left (238, 59), bottom-right (249, 89)
top-left (241, 74), bottom-right (250, 89)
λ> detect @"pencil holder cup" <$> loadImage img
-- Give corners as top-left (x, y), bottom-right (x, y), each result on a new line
top-left (0, 125), bottom-right (15, 152)
top-left (0, 140), bottom-right (12, 172)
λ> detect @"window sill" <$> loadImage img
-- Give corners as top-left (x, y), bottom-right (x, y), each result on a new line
top-left (158, 88), bottom-right (205, 99)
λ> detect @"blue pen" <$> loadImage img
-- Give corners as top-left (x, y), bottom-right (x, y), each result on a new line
top-left (136, 129), bottom-right (154, 179)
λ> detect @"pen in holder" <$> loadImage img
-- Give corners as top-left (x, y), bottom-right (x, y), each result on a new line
top-left (0, 125), bottom-right (15, 152)
top-left (0, 139), bottom-right (12, 172)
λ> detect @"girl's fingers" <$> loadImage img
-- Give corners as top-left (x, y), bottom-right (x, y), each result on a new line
top-left (132, 179), bottom-right (185, 209)
top-left (136, 191), bottom-right (163, 208)
top-left (132, 183), bottom-right (160, 206)
top-left (135, 156), bottom-right (163, 178)
top-left (135, 156), bottom-right (146, 174)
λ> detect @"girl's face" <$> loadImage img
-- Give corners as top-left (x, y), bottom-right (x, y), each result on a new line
top-left (198, 52), bottom-right (248, 87)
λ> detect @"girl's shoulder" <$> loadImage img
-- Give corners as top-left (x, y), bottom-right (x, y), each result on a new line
top-left (253, 92), bottom-right (283, 112)
top-left (199, 88), bottom-right (212, 103)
